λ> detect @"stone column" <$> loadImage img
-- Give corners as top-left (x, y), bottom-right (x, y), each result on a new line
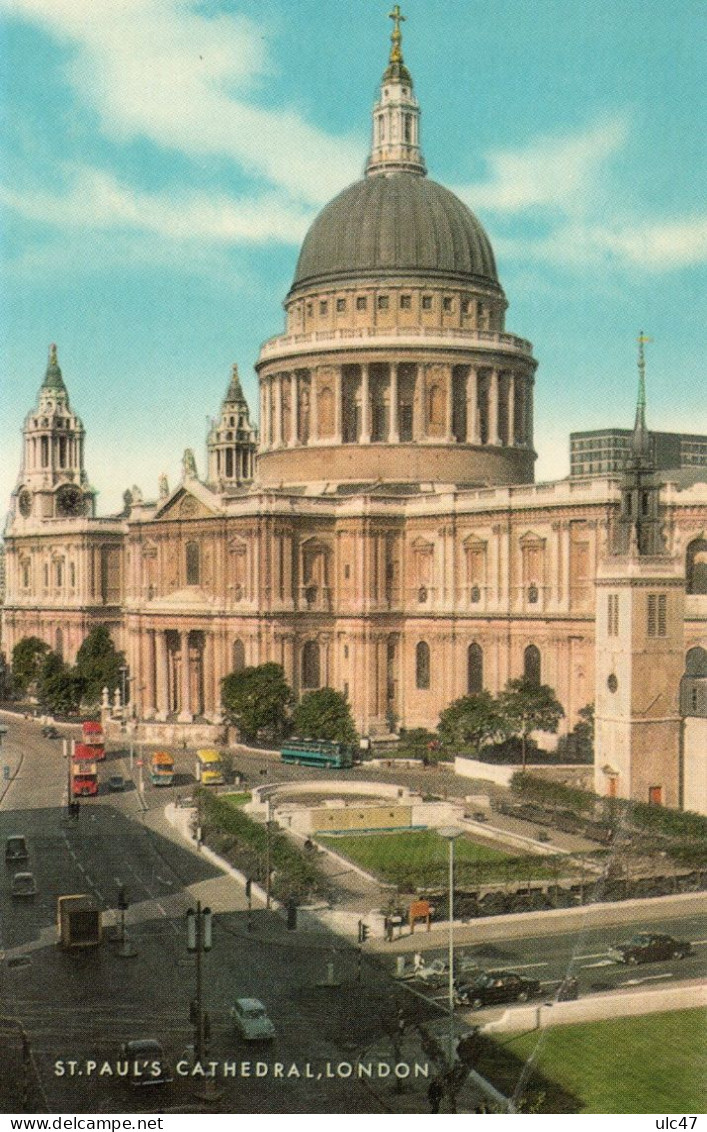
top-left (145, 629), bottom-right (156, 718)
top-left (388, 363), bottom-right (400, 443)
top-left (488, 369), bottom-right (500, 445)
top-left (178, 629), bottom-right (192, 722)
top-left (273, 376), bottom-right (283, 447)
top-left (334, 368), bottom-right (343, 443)
top-left (561, 522), bottom-right (572, 612)
top-left (360, 363), bottom-right (371, 443)
top-left (289, 372), bottom-right (298, 446)
top-left (507, 373), bottom-right (515, 446)
top-left (466, 367), bottom-right (479, 443)
top-left (444, 364), bottom-right (454, 441)
top-left (155, 630), bottom-right (168, 721)
top-left (526, 377), bottom-right (534, 446)
top-left (310, 370), bottom-right (318, 442)
top-left (201, 631), bottom-right (213, 717)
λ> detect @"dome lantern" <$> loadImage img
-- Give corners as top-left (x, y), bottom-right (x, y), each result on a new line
top-left (365, 5), bottom-right (426, 179)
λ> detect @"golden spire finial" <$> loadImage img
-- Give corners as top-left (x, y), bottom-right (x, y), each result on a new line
top-left (389, 4), bottom-right (405, 63)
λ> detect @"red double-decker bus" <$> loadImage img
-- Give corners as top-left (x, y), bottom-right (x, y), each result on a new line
top-left (80, 721), bottom-right (105, 761)
top-left (71, 760), bottom-right (98, 797)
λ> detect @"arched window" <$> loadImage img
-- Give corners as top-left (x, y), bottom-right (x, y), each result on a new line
top-left (685, 646), bottom-right (707, 677)
top-left (232, 639), bottom-right (245, 674)
top-left (467, 643), bottom-right (483, 694)
top-left (186, 541), bottom-right (200, 586)
top-left (55, 627), bottom-right (63, 659)
top-left (686, 539), bottom-right (707, 595)
top-left (524, 644), bottom-right (541, 685)
top-left (680, 647), bottom-right (707, 718)
top-left (302, 641), bottom-right (320, 689)
top-left (416, 641), bottom-right (430, 690)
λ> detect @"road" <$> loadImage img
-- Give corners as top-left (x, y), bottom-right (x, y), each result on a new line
top-left (1, 714), bottom-right (705, 1113)
top-left (0, 717), bottom-right (433, 1113)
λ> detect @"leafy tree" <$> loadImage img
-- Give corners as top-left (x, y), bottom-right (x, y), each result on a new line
top-left (11, 636), bottom-right (50, 696)
top-left (438, 692), bottom-right (508, 755)
top-left (74, 624), bottom-right (125, 705)
top-left (37, 651), bottom-right (82, 716)
top-left (221, 662), bottom-right (293, 743)
top-left (499, 678), bottom-right (565, 771)
top-left (292, 687), bottom-right (358, 745)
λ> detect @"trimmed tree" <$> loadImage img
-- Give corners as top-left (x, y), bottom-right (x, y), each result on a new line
top-left (499, 678), bottom-right (565, 771)
top-left (291, 687), bottom-right (358, 745)
top-left (37, 651), bottom-right (82, 716)
top-left (221, 662), bottom-right (293, 743)
top-left (74, 625), bottom-right (125, 706)
top-left (438, 691), bottom-right (508, 756)
top-left (11, 637), bottom-right (50, 696)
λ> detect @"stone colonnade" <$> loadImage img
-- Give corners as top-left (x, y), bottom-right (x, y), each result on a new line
top-left (259, 361), bottom-right (533, 451)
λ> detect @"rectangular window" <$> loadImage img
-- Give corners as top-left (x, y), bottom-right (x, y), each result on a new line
top-left (443, 296), bottom-right (453, 312)
top-left (421, 295), bottom-right (432, 310)
top-left (377, 294), bottom-right (389, 310)
top-left (461, 298), bottom-right (470, 314)
top-left (319, 300), bottom-right (328, 315)
top-left (356, 296), bottom-right (367, 310)
top-left (608, 593), bottom-right (619, 636)
top-left (336, 298), bottom-right (346, 312)
top-left (400, 294), bottom-right (411, 309)
top-left (647, 592), bottom-right (667, 637)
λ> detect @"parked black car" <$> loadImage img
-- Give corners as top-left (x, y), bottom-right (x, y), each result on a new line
top-left (455, 969), bottom-right (541, 1009)
top-left (41, 725), bottom-right (60, 739)
top-left (608, 932), bottom-right (692, 965)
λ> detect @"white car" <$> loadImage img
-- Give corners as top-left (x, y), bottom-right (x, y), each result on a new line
top-left (11, 871), bottom-right (37, 898)
top-left (230, 998), bottom-right (276, 1041)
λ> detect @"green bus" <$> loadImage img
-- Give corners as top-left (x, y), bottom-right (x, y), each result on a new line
top-left (280, 739), bottom-right (355, 769)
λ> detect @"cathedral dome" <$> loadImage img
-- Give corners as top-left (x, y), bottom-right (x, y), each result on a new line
top-left (290, 173), bottom-right (500, 295)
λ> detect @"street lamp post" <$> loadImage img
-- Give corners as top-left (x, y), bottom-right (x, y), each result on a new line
top-left (186, 900), bottom-right (212, 1065)
top-left (439, 826), bottom-right (462, 1068)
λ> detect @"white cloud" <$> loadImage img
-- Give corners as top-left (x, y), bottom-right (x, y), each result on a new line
top-left (1, 0), bottom-right (362, 205)
top-left (455, 117), bottom-right (628, 216)
top-left (0, 164), bottom-right (313, 245)
top-left (496, 216), bottom-right (707, 271)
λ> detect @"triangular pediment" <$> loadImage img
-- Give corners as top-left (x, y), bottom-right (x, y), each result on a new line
top-left (153, 483), bottom-right (219, 521)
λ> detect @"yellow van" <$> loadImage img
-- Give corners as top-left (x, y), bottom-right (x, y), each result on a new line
top-left (195, 749), bottom-right (224, 786)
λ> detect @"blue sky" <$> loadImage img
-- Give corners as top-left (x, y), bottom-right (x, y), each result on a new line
top-left (1, 0), bottom-right (706, 514)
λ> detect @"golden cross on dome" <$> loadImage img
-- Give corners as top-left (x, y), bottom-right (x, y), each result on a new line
top-left (389, 4), bottom-right (405, 62)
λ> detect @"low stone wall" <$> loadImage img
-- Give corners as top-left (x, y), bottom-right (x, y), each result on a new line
top-left (482, 979), bottom-right (707, 1034)
top-left (455, 758), bottom-right (593, 790)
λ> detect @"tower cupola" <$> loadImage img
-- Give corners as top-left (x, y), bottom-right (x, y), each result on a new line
top-left (207, 364), bottom-right (258, 488)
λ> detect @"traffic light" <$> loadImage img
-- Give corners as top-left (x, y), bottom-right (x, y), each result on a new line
top-left (117, 886), bottom-right (129, 910)
top-left (358, 920), bottom-right (370, 944)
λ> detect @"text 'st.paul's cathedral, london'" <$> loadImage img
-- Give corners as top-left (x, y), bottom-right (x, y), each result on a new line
top-left (3, 13), bottom-right (706, 813)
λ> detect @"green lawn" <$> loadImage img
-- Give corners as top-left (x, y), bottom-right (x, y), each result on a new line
top-left (501, 1009), bottom-right (706, 1113)
top-left (222, 791), bottom-right (251, 807)
top-left (317, 829), bottom-right (561, 888)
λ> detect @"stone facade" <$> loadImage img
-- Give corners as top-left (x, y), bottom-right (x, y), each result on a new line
top-left (2, 18), bottom-right (705, 811)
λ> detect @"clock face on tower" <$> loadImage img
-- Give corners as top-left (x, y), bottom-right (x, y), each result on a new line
top-left (18, 489), bottom-right (32, 517)
top-left (56, 485), bottom-right (85, 518)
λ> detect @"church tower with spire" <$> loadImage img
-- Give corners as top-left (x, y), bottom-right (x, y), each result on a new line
top-left (206, 364), bottom-right (258, 488)
top-left (594, 335), bottom-right (685, 807)
top-left (11, 345), bottom-right (96, 523)
top-left (4, 346), bottom-right (123, 668)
